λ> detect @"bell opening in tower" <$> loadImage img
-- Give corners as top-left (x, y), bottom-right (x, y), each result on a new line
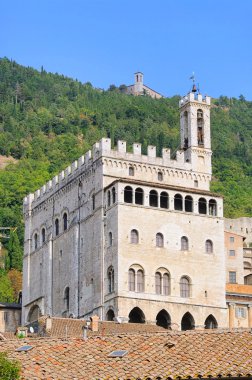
top-left (197, 109), bottom-right (204, 146)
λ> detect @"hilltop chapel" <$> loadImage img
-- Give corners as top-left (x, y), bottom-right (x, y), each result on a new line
top-left (22, 89), bottom-right (228, 330)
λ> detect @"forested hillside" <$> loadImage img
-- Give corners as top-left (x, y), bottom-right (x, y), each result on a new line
top-left (0, 57), bottom-right (251, 296)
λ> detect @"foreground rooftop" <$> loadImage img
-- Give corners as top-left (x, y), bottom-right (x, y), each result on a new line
top-left (1, 328), bottom-right (252, 379)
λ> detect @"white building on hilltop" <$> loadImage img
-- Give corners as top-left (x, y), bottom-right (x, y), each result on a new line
top-left (125, 72), bottom-right (163, 99)
top-left (23, 90), bottom-right (227, 330)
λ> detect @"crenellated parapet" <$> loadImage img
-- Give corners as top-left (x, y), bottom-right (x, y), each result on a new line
top-left (23, 137), bottom-right (211, 212)
top-left (179, 92), bottom-right (211, 108)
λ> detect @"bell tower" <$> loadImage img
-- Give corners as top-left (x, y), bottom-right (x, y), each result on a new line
top-left (134, 72), bottom-right (144, 94)
top-left (179, 90), bottom-right (212, 177)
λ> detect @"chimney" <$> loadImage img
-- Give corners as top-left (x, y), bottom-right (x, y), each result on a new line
top-left (90, 315), bottom-right (99, 332)
top-left (45, 316), bottom-right (52, 332)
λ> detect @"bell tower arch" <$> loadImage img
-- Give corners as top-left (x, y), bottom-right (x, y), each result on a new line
top-left (179, 90), bottom-right (212, 176)
top-left (134, 72), bottom-right (144, 94)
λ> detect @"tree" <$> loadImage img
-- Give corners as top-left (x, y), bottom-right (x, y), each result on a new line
top-left (0, 352), bottom-right (20, 379)
top-left (108, 84), bottom-right (118, 92)
top-left (6, 231), bottom-right (22, 271)
top-left (0, 270), bottom-right (14, 302)
top-left (119, 84), bottom-right (127, 93)
top-left (7, 269), bottom-right (22, 301)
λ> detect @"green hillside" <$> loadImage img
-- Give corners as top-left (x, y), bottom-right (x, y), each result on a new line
top-left (0, 57), bottom-right (251, 268)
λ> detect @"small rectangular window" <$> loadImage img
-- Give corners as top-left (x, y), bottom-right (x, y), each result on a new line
top-left (230, 237), bottom-right (234, 243)
top-left (235, 307), bottom-right (246, 318)
top-left (229, 271), bottom-right (236, 284)
top-left (229, 250), bottom-right (235, 256)
top-left (194, 180), bottom-right (198, 188)
top-left (4, 312), bottom-right (8, 323)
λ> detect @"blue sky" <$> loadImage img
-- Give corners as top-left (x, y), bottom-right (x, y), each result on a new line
top-left (1, 0), bottom-right (252, 99)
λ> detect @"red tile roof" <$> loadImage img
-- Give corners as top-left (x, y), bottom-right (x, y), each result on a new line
top-left (43, 318), bottom-right (166, 338)
top-left (2, 329), bottom-right (252, 379)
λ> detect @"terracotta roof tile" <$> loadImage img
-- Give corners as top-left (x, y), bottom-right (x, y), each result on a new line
top-left (1, 329), bottom-right (252, 379)
top-left (40, 317), bottom-right (166, 338)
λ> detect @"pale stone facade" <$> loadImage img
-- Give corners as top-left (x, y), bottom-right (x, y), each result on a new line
top-left (244, 247), bottom-right (252, 283)
top-left (226, 284), bottom-right (252, 328)
top-left (225, 217), bottom-right (252, 246)
top-left (225, 231), bottom-right (245, 285)
top-left (126, 72), bottom-right (163, 99)
top-left (23, 91), bottom-right (227, 330)
top-left (0, 303), bottom-right (21, 333)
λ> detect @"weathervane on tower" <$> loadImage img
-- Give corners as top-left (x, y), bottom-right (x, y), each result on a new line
top-left (189, 72), bottom-right (197, 93)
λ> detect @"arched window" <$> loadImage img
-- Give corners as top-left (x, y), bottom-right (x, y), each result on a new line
top-left (112, 187), bottom-right (116, 203)
top-left (180, 276), bottom-right (190, 298)
top-left (130, 229), bottom-right (139, 244)
top-left (205, 315), bottom-right (218, 329)
top-left (181, 312), bottom-right (195, 331)
top-left (107, 191), bottom-right (111, 207)
top-left (55, 219), bottom-right (59, 236)
top-left (158, 171), bottom-right (163, 181)
top-left (163, 273), bottom-right (170, 295)
top-left (185, 195), bottom-right (193, 212)
top-left (149, 190), bottom-right (158, 207)
top-left (155, 272), bottom-right (162, 294)
top-left (156, 309), bottom-right (171, 329)
top-left (128, 269), bottom-right (135, 291)
top-left (41, 228), bottom-right (46, 244)
top-left (124, 186), bottom-right (133, 203)
top-left (205, 239), bottom-right (213, 253)
top-left (137, 269), bottom-right (144, 292)
top-left (209, 199), bottom-right (217, 216)
top-left (160, 192), bottom-right (169, 209)
top-left (174, 194), bottom-right (183, 211)
top-left (183, 111), bottom-right (189, 148)
top-left (129, 166), bottom-right (134, 176)
top-left (198, 197), bottom-right (207, 214)
top-left (128, 307), bottom-right (145, 324)
top-left (135, 188), bottom-right (144, 205)
top-left (108, 232), bottom-right (112, 246)
top-left (92, 194), bottom-right (95, 210)
top-left (63, 213), bottom-right (68, 231)
top-left (156, 233), bottom-right (164, 247)
top-left (108, 266), bottom-right (114, 293)
top-left (64, 287), bottom-right (70, 312)
top-left (197, 109), bottom-right (204, 146)
top-left (34, 233), bottom-right (38, 250)
top-left (27, 305), bottom-right (42, 323)
top-left (181, 236), bottom-right (189, 251)
top-left (106, 309), bottom-right (115, 321)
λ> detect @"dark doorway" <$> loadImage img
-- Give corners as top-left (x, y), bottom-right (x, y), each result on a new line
top-left (205, 315), bottom-right (218, 329)
top-left (181, 312), bottom-right (195, 331)
top-left (106, 309), bottom-right (115, 321)
top-left (156, 309), bottom-right (171, 329)
top-left (128, 307), bottom-right (145, 324)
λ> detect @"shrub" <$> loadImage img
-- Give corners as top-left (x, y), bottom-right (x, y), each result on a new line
top-left (0, 352), bottom-right (20, 379)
